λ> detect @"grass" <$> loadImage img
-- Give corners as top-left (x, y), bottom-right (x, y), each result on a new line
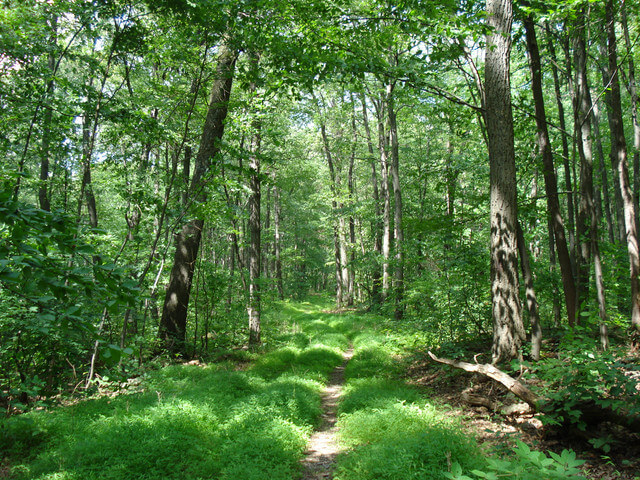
top-left (5, 297), bottom-right (565, 480)
top-left (1, 297), bottom-right (349, 480)
top-left (333, 313), bottom-right (485, 480)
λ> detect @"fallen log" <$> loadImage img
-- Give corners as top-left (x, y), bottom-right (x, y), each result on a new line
top-left (427, 351), bottom-right (640, 433)
top-left (427, 351), bottom-right (539, 409)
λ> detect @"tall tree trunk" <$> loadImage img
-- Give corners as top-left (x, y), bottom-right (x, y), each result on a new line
top-left (361, 93), bottom-right (383, 306)
top-left (248, 122), bottom-right (262, 347)
top-left (572, 13), bottom-right (596, 316)
top-left (547, 23), bottom-right (577, 268)
top-left (516, 222), bottom-right (542, 361)
top-left (78, 43), bottom-right (117, 228)
top-left (80, 112), bottom-right (99, 228)
top-left (621, 1), bottom-right (640, 237)
top-left (338, 215), bottom-right (349, 305)
top-left (547, 214), bottom-right (562, 326)
top-left (181, 145), bottom-right (191, 207)
top-left (347, 98), bottom-right (357, 306)
top-left (388, 84), bottom-right (404, 319)
top-left (159, 45), bottom-right (236, 353)
top-left (523, 15), bottom-right (576, 327)
top-left (605, 0), bottom-right (640, 335)
top-left (600, 57), bottom-right (627, 248)
top-left (592, 102), bottom-right (616, 243)
top-left (320, 120), bottom-right (345, 307)
top-left (274, 186), bottom-right (284, 300)
top-left (263, 186), bottom-right (271, 280)
top-left (593, 208), bottom-right (610, 350)
top-left (485, 0), bottom-right (525, 363)
top-left (320, 117), bottom-right (348, 307)
top-left (376, 97), bottom-right (392, 301)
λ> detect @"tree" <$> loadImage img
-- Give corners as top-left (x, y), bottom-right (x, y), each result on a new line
top-left (604, 0), bottom-right (640, 338)
top-left (522, 11), bottom-right (576, 327)
top-left (485, 0), bottom-right (525, 363)
top-left (159, 44), bottom-right (237, 353)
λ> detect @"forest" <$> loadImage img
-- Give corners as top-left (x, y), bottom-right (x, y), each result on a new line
top-left (1, 0), bottom-right (640, 478)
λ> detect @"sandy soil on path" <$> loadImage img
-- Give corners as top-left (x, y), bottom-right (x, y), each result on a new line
top-left (300, 347), bottom-right (354, 480)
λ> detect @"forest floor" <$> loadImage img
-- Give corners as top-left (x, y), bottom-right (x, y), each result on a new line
top-left (2, 298), bottom-right (638, 479)
top-left (405, 347), bottom-right (640, 480)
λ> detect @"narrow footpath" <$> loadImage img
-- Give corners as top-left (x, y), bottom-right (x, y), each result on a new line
top-left (300, 347), bottom-right (354, 480)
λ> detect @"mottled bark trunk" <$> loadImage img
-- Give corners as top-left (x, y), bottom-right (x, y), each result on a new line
top-left (547, 214), bottom-right (562, 326)
top-left (547, 23), bottom-right (576, 268)
top-left (159, 45), bottom-right (236, 353)
top-left (248, 125), bottom-right (261, 347)
top-left (361, 93), bottom-right (383, 306)
top-left (600, 40), bottom-right (627, 246)
top-left (388, 86), bottom-right (404, 320)
top-left (377, 101), bottom-right (392, 301)
top-left (592, 103), bottom-right (616, 243)
top-left (339, 215), bottom-right (349, 306)
top-left (320, 121), bottom-right (345, 307)
top-left (486, 0), bottom-right (525, 363)
top-left (263, 187), bottom-right (271, 280)
top-left (523, 15), bottom-right (576, 327)
top-left (622, 1), bottom-right (640, 239)
top-left (80, 113), bottom-right (99, 228)
top-left (181, 145), bottom-right (191, 207)
top-left (605, 0), bottom-right (640, 334)
top-left (572, 15), bottom-right (596, 317)
top-left (516, 222), bottom-right (542, 361)
top-left (347, 102), bottom-right (357, 306)
top-left (274, 186), bottom-right (284, 300)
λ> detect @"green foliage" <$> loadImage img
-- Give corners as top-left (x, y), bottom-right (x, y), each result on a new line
top-left (0, 183), bottom-right (138, 406)
top-left (335, 322), bottom-right (483, 480)
top-left (529, 336), bottom-right (640, 430)
top-left (1, 301), bottom-right (351, 480)
top-left (446, 441), bottom-right (587, 480)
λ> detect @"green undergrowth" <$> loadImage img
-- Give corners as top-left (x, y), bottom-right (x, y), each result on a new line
top-left (0, 297), bottom-right (349, 480)
top-left (1, 297), bottom-right (589, 480)
top-left (332, 311), bottom-right (588, 480)
top-left (334, 325), bottom-right (484, 480)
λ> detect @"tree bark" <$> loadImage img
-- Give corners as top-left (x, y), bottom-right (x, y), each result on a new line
top-left (523, 15), bottom-right (576, 327)
top-left (343, 99), bottom-right (357, 306)
top-left (516, 221), bottom-right (542, 361)
top-left (592, 102), bottom-right (616, 243)
top-left (274, 186), bottom-right (284, 300)
top-left (320, 119), bottom-right (345, 307)
top-left (485, 0), bottom-right (525, 363)
top-left (361, 92), bottom-right (383, 306)
top-left (375, 95), bottom-right (392, 301)
top-left (388, 84), bottom-right (404, 319)
top-left (546, 23), bottom-right (577, 269)
top-left (621, 1), bottom-right (640, 239)
top-left (599, 40), bottom-right (626, 246)
top-left (248, 123), bottom-right (262, 347)
top-left (572, 13), bottom-right (597, 316)
top-left (159, 45), bottom-right (236, 353)
top-left (605, 0), bottom-right (640, 334)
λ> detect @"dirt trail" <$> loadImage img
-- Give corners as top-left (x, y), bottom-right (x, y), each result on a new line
top-left (300, 347), bottom-right (354, 480)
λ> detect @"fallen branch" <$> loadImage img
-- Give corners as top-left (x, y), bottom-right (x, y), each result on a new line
top-left (427, 351), bottom-right (539, 409)
top-left (428, 351), bottom-right (640, 432)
